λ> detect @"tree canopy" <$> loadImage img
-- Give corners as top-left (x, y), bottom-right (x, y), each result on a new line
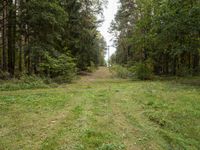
top-left (111, 0), bottom-right (200, 76)
top-left (0, 0), bottom-right (106, 80)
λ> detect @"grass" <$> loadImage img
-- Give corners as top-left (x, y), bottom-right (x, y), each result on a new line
top-left (0, 68), bottom-right (200, 150)
top-left (0, 76), bottom-right (51, 91)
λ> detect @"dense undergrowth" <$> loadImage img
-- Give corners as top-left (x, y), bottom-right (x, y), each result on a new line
top-left (110, 64), bottom-right (200, 81)
top-left (0, 65), bottom-right (100, 91)
top-left (0, 75), bottom-right (57, 91)
top-left (110, 64), bottom-right (154, 80)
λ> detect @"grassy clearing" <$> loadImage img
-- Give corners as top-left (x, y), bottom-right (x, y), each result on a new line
top-left (0, 68), bottom-right (200, 150)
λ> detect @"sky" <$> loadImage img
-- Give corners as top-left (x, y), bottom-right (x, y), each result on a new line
top-left (98, 0), bottom-right (119, 61)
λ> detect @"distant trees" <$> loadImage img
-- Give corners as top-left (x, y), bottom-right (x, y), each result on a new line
top-left (0, 0), bottom-right (106, 79)
top-left (111, 0), bottom-right (200, 76)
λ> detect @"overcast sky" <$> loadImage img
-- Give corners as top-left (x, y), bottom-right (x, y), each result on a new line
top-left (98, 0), bottom-right (119, 61)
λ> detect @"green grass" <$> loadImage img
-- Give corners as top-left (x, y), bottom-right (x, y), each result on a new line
top-left (0, 72), bottom-right (200, 150)
top-left (0, 76), bottom-right (51, 91)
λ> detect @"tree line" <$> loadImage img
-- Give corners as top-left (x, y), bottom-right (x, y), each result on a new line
top-left (111, 0), bottom-right (200, 76)
top-left (0, 0), bottom-right (106, 80)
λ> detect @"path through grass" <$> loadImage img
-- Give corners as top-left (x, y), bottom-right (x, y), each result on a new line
top-left (0, 67), bottom-right (200, 150)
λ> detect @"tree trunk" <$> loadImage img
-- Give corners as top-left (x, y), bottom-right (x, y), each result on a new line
top-left (173, 56), bottom-right (177, 75)
top-left (19, 35), bottom-right (22, 72)
top-left (12, 0), bottom-right (17, 75)
top-left (7, 0), bottom-right (16, 76)
top-left (2, 0), bottom-right (7, 71)
top-left (165, 53), bottom-right (169, 74)
top-left (18, 0), bottom-right (22, 72)
top-left (7, 0), bottom-right (13, 75)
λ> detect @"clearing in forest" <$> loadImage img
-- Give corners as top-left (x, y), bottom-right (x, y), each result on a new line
top-left (0, 67), bottom-right (200, 150)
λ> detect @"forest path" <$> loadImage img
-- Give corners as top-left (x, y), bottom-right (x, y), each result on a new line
top-left (80, 67), bottom-right (112, 82)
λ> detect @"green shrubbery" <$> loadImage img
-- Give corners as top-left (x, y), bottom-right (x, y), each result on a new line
top-left (110, 65), bottom-right (131, 79)
top-left (0, 75), bottom-right (50, 91)
top-left (0, 53), bottom-right (77, 91)
top-left (111, 61), bottom-right (199, 80)
top-left (110, 61), bottom-right (153, 80)
top-left (40, 53), bottom-right (77, 83)
top-left (135, 62), bottom-right (153, 80)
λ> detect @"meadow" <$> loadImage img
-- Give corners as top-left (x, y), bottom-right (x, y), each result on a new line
top-left (0, 68), bottom-right (200, 150)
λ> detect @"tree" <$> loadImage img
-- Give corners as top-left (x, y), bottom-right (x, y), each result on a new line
top-left (111, 0), bottom-right (200, 76)
top-left (0, 0), bottom-right (106, 80)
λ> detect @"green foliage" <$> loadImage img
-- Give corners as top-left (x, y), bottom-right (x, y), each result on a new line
top-left (110, 62), bottom-right (153, 80)
top-left (1, 0), bottom-right (106, 79)
top-left (0, 75), bottom-right (50, 91)
top-left (111, 0), bottom-right (200, 76)
top-left (135, 62), bottom-right (153, 80)
top-left (110, 65), bottom-right (131, 79)
top-left (40, 52), bottom-right (76, 83)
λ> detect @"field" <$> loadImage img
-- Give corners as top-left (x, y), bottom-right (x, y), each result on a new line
top-left (0, 68), bottom-right (200, 150)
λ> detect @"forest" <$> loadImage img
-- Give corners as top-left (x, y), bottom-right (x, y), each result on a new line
top-left (0, 0), bottom-right (200, 150)
top-left (110, 0), bottom-right (200, 78)
top-left (0, 0), bottom-right (106, 82)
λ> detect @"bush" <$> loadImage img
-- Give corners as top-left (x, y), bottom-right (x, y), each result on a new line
top-left (40, 52), bottom-right (77, 83)
top-left (110, 65), bottom-right (131, 79)
top-left (135, 62), bottom-right (153, 80)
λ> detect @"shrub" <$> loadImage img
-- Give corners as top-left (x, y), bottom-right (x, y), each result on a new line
top-left (135, 62), bottom-right (153, 80)
top-left (110, 65), bottom-right (131, 79)
top-left (40, 52), bottom-right (77, 83)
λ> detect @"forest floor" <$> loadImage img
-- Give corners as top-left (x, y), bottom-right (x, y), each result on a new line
top-left (0, 67), bottom-right (200, 150)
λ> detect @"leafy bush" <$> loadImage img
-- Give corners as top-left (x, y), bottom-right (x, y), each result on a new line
top-left (110, 65), bottom-right (131, 79)
top-left (51, 55), bottom-right (76, 83)
top-left (135, 62), bottom-right (153, 80)
top-left (41, 52), bottom-right (76, 83)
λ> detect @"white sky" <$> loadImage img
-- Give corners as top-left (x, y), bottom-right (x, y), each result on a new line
top-left (98, 0), bottom-right (119, 61)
